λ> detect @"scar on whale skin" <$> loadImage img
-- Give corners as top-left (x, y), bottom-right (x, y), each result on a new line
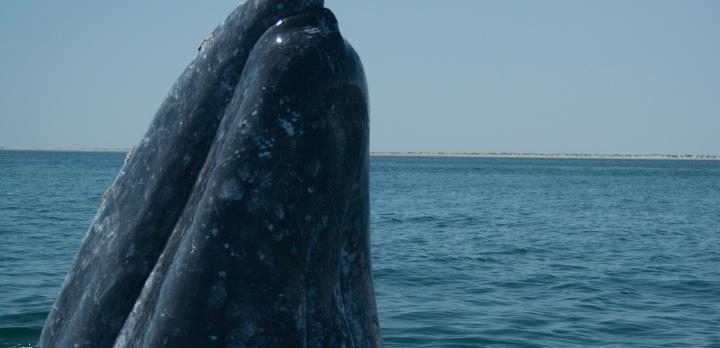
top-left (39, 1), bottom-right (382, 347)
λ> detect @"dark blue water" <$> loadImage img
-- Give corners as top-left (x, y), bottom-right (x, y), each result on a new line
top-left (1, 151), bottom-right (719, 347)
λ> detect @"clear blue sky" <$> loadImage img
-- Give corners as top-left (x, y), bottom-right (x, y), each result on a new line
top-left (1, 1), bottom-right (718, 154)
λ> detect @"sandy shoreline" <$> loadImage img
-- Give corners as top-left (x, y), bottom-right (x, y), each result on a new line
top-left (0, 147), bottom-right (131, 153)
top-left (371, 152), bottom-right (720, 161)
top-left (1, 148), bottom-right (718, 160)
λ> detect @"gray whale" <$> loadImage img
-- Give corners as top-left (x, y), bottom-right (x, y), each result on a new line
top-left (39, 1), bottom-right (381, 347)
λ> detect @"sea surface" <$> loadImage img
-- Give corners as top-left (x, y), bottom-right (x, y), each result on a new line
top-left (1, 151), bottom-right (719, 347)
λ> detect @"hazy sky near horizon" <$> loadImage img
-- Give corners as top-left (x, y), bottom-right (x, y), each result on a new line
top-left (1, 1), bottom-right (718, 154)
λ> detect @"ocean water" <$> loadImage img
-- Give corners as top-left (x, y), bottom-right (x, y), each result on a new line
top-left (1, 151), bottom-right (719, 347)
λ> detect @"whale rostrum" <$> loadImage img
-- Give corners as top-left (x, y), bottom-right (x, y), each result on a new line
top-left (39, 1), bottom-right (382, 347)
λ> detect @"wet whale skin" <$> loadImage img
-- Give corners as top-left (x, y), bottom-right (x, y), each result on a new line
top-left (39, 1), bottom-right (382, 347)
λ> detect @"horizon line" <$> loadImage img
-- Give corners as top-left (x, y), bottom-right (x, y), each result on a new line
top-left (1, 147), bottom-right (718, 160)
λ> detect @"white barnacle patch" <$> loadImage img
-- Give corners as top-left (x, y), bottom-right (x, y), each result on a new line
top-left (181, 154), bottom-right (191, 166)
top-left (307, 186), bottom-right (315, 194)
top-left (267, 224), bottom-right (274, 231)
top-left (258, 151), bottom-right (272, 159)
top-left (242, 324), bottom-right (257, 339)
top-left (198, 33), bottom-right (215, 52)
top-left (245, 192), bottom-right (261, 213)
top-left (220, 78), bottom-right (233, 92)
top-left (303, 27), bottom-right (321, 35)
top-left (272, 229), bottom-right (289, 242)
top-left (218, 271), bottom-right (227, 277)
top-left (278, 118), bottom-right (295, 136)
top-left (219, 178), bottom-right (244, 201)
top-left (125, 243), bottom-right (136, 259)
top-left (239, 167), bottom-right (253, 182)
top-left (275, 205), bottom-right (285, 220)
top-left (212, 228), bottom-right (219, 237)
top-left (209, 336), bottom-right (218, 341)
top-left (97, 216), bottom-right (111, 234)
top-left (257, 137), bottom-right (275, 151)
top-left (260, 172), bottom-right (273, 187)
top-left (318, 18), bottom-right (331, 33)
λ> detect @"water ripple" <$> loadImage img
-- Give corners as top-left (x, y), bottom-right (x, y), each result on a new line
top-left (2, 153), bottom-right (720, 347)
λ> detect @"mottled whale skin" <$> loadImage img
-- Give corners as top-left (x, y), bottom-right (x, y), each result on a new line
top-left (39, 1), bottom-right (382, 347)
